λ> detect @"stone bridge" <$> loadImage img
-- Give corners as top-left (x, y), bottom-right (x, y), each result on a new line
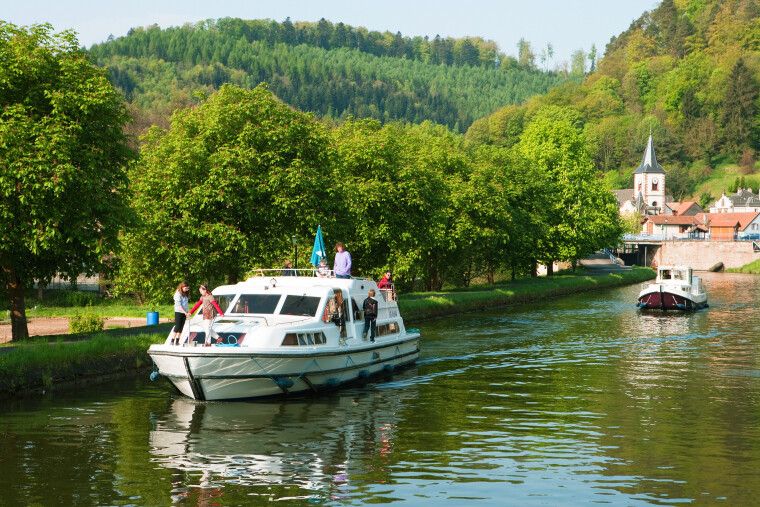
top-left (617, 239), bottom-right (760, 271)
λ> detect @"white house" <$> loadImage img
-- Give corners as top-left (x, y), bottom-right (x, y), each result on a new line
top-left (709, 188), bottom-right (760, 213)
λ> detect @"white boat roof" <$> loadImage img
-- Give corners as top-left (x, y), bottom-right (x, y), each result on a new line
top-left (212, 273), bottom-right (380, 297)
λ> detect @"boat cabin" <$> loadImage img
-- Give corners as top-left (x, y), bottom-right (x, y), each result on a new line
top-left (656, 266), bottom-right (693, 284)
top-left (183, 273), bottom-right (404, 348)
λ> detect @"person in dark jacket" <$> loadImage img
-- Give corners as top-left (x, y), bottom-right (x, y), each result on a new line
top-left (362, 289), bottom-right (379, 342)
top-left (281, 260), bottom-right (295, 276)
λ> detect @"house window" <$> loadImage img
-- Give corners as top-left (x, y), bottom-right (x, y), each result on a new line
top-left (652, 182), bottom-right (658, 191)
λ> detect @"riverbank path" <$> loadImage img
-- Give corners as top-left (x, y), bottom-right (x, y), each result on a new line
top-left (580, 252), bottom-right (632, 275)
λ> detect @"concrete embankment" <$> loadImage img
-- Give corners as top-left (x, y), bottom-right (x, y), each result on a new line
top-left (0, 267), bottom-right (654, 398)
top-left (648, 241), bottom-right (758, 271)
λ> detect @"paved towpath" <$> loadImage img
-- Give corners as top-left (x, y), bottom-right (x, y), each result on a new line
top-left (579, 252), bottom-right (632, 275)
top-left (0, 317), bottom-right (172, 344)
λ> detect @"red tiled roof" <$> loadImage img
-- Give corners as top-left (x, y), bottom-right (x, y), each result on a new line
top-left (708, 218), bottom-right (740, 227)
top-left (643, 215), bottom-right (699, 225)
top-left (694, 212), bottom-right (760, 230)
top-left (665, 201), bottom-right (700, 215)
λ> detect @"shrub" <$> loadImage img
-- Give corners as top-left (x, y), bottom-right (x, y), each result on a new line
top-left (68, 306), bottom-right (104, 334)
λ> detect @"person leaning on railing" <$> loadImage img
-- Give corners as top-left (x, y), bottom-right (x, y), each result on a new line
top-left (316, 257), bottom-right (331, 278)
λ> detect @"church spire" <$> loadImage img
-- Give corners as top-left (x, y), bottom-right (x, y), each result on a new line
top-left (633, 134), bottom-right (666, 174)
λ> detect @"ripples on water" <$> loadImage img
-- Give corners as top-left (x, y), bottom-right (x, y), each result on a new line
top-left (1, 272), bottom-right (760, 505)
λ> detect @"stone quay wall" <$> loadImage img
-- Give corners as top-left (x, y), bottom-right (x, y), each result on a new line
top-left (654, 241), bottom-right (759, 270)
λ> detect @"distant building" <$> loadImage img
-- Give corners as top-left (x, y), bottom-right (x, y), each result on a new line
top-left (640, 211), bottom-right (760, 240)
top-left (709, 187), bottom-right (760, 213)
top-left (614, 134), bottom-right (672, 216)
top-left (642, 215), bottom-right (702, 238)
top-left (663, 201), bottom-right (703, 216)
top-left (696, 212), bottom-right (760, 240)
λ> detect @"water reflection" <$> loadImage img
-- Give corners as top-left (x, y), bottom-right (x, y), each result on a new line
top-left (4, 272), bottom-right (760, 505)
top-left (149, 378), bottom-right (418, 503)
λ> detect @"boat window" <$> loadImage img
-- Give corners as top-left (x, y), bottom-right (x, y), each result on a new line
top-left (280, 295), bottom-right (321, 317)
top-left (377, 321), bottom-right (400, 336)
top-left (352, 298), bottom-right (362, 320)
top-left (231, 294), bottom-right (281, 314)
top-left (281, 332), bottom-right (326, 346)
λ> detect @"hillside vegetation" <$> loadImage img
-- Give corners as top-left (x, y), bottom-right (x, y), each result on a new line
top-left (87, 18), bottom-right (572, 133)
top-left (466, 0), bottom-right (760, 207)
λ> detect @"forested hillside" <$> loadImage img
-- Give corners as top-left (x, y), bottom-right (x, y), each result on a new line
top-left (87, 18), bottom-right (572, 133)
top-left (466, 0), bottom-right (760, 206)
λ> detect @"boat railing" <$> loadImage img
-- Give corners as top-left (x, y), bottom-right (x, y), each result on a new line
top-left (379, 287), bottom-right (397, 302)
top-left (246, 268), bottom-right (374, 281)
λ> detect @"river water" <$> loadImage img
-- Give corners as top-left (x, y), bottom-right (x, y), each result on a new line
top-left (1, 272), bottom-right (759, 506)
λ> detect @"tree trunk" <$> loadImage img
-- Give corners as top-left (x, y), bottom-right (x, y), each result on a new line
top-left (546, 261), bottom-right (554, 276)
top-left (3, 266), bottom-right (29, 342)
top-left (530, 258), bottom-right (538, 278)
top-left (487, 261), bottom-right (495, 284)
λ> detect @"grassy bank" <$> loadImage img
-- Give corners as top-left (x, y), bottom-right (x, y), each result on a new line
top-left (727, 258), bottom-right (760, 274)
top-left (0, 332), bottom-right (166, 397)
top-left (0, 268), bottom-right (654, 397)
top-left (399, 267), bottom-right (655, 323)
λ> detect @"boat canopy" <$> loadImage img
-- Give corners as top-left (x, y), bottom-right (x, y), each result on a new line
top-left (656, 265), bottom-right (692, 283)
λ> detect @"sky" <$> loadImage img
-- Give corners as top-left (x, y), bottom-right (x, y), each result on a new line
top-left (5, 0), bottom-right (661, 66)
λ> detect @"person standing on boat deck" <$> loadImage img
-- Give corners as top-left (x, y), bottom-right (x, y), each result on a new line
top-left (316, 257), bottom-right (331, 278)
top-left (190, 284), bottom-right (224, 346)
top-left (334, 242), bottom-right (352, 279)
top-left (378, 271), bottom-right (393, 290)
top-left (281, 260), bottom-right (295, 276)
top-left (171, 281), bottom-right (191, 345)
top-left (362, 289), bottom-right (379, 342)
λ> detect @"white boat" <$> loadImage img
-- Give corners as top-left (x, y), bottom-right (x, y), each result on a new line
top-left (148, 271), bottom-right (420, 401)
top-left (637, 265), bottom-right (708, 311)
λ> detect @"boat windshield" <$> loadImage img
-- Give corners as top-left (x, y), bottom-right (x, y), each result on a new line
top-left (216, 295), bottom-right (235, 313)
top-left (279, 295), bottom-right (321, 317)
top-left (231, 294), bottom-right (281, 314)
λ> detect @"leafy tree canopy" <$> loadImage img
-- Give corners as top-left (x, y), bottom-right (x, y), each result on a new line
top-left (117, 84), bottom-right (334, 301)
top-left (0, 22), bottom-right (134, 340)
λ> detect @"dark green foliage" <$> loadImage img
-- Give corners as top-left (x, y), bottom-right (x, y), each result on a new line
top-left (86, 19), bottom-right (570, 132)
top-left (721, 58), bottom-right (758, 155)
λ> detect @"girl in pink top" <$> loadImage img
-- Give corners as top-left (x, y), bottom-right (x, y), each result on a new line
top-left (190, 284), bottom-right (224, 346)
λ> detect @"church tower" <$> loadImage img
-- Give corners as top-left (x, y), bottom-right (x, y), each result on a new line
top-left (632, 134), bottom-right (666, 213)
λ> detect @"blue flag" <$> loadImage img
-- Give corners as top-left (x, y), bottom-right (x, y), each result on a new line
top-left (310, 225), bottom-right (326, 266)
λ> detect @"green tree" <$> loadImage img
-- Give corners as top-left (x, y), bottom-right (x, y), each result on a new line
top-left (570, 49), bottom-right (587, 76)
top-left (116, 84), bottom-right (333, 301)
top-left (469, 145), bottom-right (543, 282)
top-left (721, 58), bottom-right (758, 155)
top-left (518, 106), bottom-right (622, 272)
top-left (0, 23), bottom-right (134, 341)
top-left (517, 38), bottom-right (536, 69)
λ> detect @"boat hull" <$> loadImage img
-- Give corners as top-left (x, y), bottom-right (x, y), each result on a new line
top-left (637, 287), bottom-right (707, 311)
top-left (148, 333), bottom-right (420, 401)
